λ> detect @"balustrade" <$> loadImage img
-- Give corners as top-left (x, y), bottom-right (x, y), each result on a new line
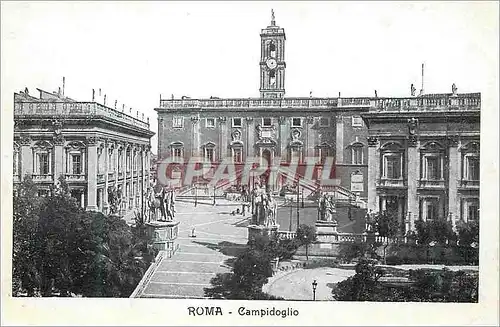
top-left (418, 179), bottom-right (445, 188)
top-left (65, 174), bottom-right (86, 182)
top-left (31, 174), bottom-right (54, 182)
top-left (15, 101), bottom-right (149, 129)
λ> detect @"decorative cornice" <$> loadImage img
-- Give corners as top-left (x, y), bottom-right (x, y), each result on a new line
top-left (53, 134), bottom-right (65, 145)
top-left (19, 136), bottom-right (32, 146)
top-left (367, 136), bottom-right (378, 147)
top-left (407, 117), bottom-right (419, 136)
top-left (408, 135), bottom-right (418, 147)
top-left (86, 137), bottom-right (98, 146)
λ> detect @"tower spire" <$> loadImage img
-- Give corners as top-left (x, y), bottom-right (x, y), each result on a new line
top-left (271, 9), bottom-right (275, 26)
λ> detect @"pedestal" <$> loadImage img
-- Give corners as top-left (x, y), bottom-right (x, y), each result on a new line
top-left (247, 224), bottom-right (279, 242)
top-left (315, 221), bottom-right (338, 234)
top-left (146, 221), bottom-right (180, 257)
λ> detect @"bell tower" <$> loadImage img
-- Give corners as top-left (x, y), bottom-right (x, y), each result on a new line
top-left (259, 10), bottom-right (286, 99)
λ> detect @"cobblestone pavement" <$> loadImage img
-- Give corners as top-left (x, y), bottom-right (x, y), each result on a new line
top-left (134, 200), bottom-right (249, 298)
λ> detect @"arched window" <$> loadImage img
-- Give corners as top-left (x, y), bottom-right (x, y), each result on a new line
top-left (349, 142), bottom-right (364, 165)
top-left (269, 41), bottom-right (276, 58)
top-left (420, 141), bottom-right (445, 181)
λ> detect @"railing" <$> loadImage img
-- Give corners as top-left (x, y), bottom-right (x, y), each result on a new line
top-left (373, 94), bottom-right (480, 112)
top-left (65, 174), bottom-right (86, 182)
top-left (14, 101), bottom-right (150, 130)
top-left (32, 174), bottom-right (53, 182)
top-left (159, 93), bottom-right (480, 112)
top-left (418, 179), bottom-right (445, 188)
top-left (377, 178), bottom-right (406, 188)
top-left (160, 98), bottom-right (341, 109)
top-left (460, 179), bottom-right (480, 188)
top-left (278, 230), bottom-right (412, 244)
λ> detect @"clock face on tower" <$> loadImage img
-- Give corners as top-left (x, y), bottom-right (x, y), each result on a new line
top-left (266, 58), bottom-right (277, 70)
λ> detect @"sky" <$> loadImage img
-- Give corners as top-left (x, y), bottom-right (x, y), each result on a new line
top-left (2, 1), bottom-right (498, 154)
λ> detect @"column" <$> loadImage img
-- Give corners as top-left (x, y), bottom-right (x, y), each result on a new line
top-left (246, 117), bottom-right (254, 158)
top-left (447, 138), bottom-right (459, 229)
top-left (367, 136), bottom-right (379, 212)
top-left (220, 117), bottom-right (227, 158)
top-left (306, 117), bottom-right (314, 157)
top-left (278, 116), bottom-right (287, 161)
top-left (103, 140), bottom-right (109, 213)
top-left (336, 116), bottom-right (344, 164)
top-left (20, 137), bottom-right (33, 179)
top-left (191, 116), bottom-right (200, 157)
top-left (86, 137), bottom-right (98, 211)
top-left (132, 148), bottom-right (137, 209)
top-left (406, 138), bottom-right (420, 231)
top-left (53, 136), bottom-right (65, 182)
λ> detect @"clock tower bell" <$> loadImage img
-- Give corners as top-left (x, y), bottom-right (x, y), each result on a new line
top-left (259, 10), bottom-right (286, 98)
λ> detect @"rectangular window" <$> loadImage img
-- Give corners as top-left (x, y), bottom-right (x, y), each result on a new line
top-left (205, 148), bottom-right (214, 162)
top-left (319, 117), bottom-right (330, 127)
top-left (467, 156), bottom-right (479, 180)
top-left (232, 117), bottom-right (242, 127)
top-left (426, 156), bottom-right (440, 180)
top-left (425, 199), bottom-right (439, 221)
top-left (385, 156), bottom-right (401, 179)
top-left (173, 116), bottom-right (184, 128)
top-left (72, 154), bottom-right (82, 175)
top-left (233, 148), bottom-right (242, 163)
top-left (352, 147), bottom-right (363, 165)
top-left (39, 153), bottom-right (49, 175)
top-left (206, 118), bottom-right (215, 128)
top-left (468, 203), bottom-right (479, 221)
top-left (173, 148), bottom-right (183, 158)
top-left (352, 116), bottom-right (363, 127)
top-left (262, 117), bottom-right (272, 127)
top-left (292, 117), bottom-right (302, 127)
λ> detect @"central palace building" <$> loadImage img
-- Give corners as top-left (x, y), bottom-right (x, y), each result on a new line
top-left (154, 12), bottom-right (480, 233)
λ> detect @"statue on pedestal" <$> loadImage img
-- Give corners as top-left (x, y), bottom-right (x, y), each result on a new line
top-left (317, 193), bottom-right (337, 224)
top-left (146, 184), bottom-right (176, 222)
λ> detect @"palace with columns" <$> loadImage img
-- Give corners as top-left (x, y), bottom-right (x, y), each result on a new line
top-left (155, 11), bottom-right (481, 232)
top-left (13, 87), bottom-right (155, 214)
top-left (363, 92), bottom-right (480, 233)
top-left (156, 12), bottom-right (369, 201)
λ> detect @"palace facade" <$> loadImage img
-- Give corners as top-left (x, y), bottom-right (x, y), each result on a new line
top-left (362, 92), bottom-right (480, 232)
top-left (155, 12), bottom-right (480, 231)
top-left (13, 87), bottom-right (155, 214)
top-left (156, 13), bottom-right (369, 201)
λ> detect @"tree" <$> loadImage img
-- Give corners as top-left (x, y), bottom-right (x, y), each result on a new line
top-left (204, 247), bottom-right (279, 300)
top-left (12, 175), bottom-right (42, 296)
top-left (456, 219), bottom-right (479, 247)
top-left (415, 218), bottom-right (456, 246)
top-left (295, 224), bottom-right (316, 260)
top-left (12, 174), bottom-right (155, 297)
top-left (373, 210), bottom-right (399, 264)
top-left (331, 258), bottom-right (385, 301)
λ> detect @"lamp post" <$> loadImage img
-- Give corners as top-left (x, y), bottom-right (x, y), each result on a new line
top-left (289, 199), bottom-right (293, 231)
top-left (213, 185), bottom-right (216, 206)
top-left (301, 188), bottom-right (304, 208)
top-left (304, 235), bottom-right (309, 261)
top-left (296, 179), bottom-right (300, 230)
top-left (312, 280), bottom-right (317, 301)
top-left (194, 185), bottom-right (198, 207)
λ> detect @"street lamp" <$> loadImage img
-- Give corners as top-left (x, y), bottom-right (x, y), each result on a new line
top-left (301, 188), bottom-right (304, 208)
top-left (194, 185), bottom-right (198, 207)
top-left (312, 280), bottom-right (318, 301)
top-left (304, 235), bottom-right (309, 261)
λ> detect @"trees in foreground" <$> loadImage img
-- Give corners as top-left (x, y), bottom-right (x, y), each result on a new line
top-left (12, 175), bottom-right (155, 297)
top-left (332, 259), bottom-right (478, 302)
top-left (204, 234), bottom-right (291, 300)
